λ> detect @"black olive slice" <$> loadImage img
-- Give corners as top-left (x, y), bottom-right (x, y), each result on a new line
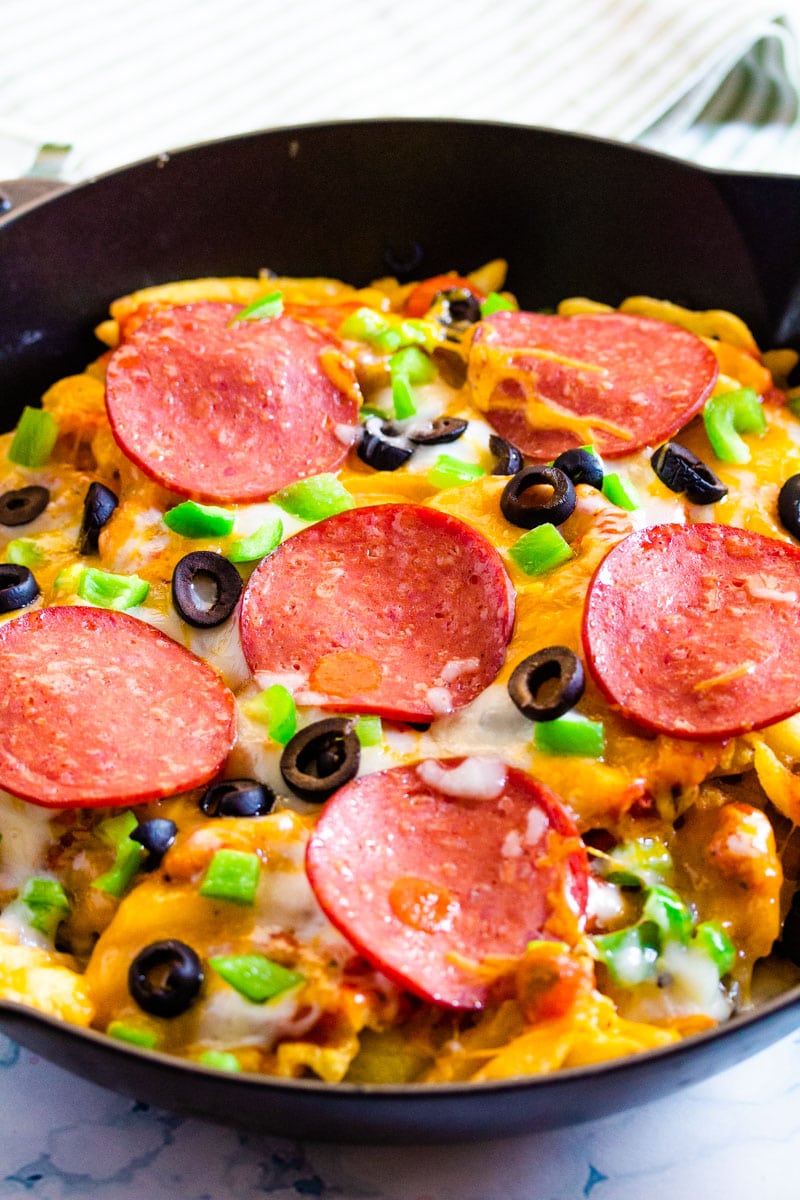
top-left (0, 485), bottom-right (50, 527)
top-left (650, 442), bottom-right (727, 506)
top-left (280, 717), bottom-right (360, 802)
top-left (172, 550), bottom-right (243, 628)
top-left (130, 818), bottom-right (177, 870)
top-left (445, 290), bottom-right (482, 324)
top-left (778, 474), bottom-right (800, 541)
top-left (500, 465), bottom-right (576, 529)
top-left (489, 434), bottom-right (524, 476)
top-left (684, 467), bottom-right (728, 507)
top-left (435, 287), bottom-right (482, 327)
top-left (407, 417), bottom-right (468, 445)
top-left (129, 939), bottom-right (203, 1018)
top-left (199, 778), bottom-right (276, 818)
top-left (0, 564), bottom-right (40, 614)
top-left (78, 482), bottom-right (119, 554)
top-left (650, 442), bottom-right (692, 493)
top-left (553, 448), bottom-right (604, 491)
top-left (356, 418), bottom-right (413, 472)
top-left (508, 646), bottom-right (585, 721)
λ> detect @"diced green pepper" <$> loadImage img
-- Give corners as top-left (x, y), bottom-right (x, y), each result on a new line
top-left (533, 711), bottom-right (605, 758)
top-left (227, 517), bottom-right (283, 562)
top-left (200, 849), bottom-right (260, 905)
top-left (78, 567), bottom-right (149, 610)
top-left (271, 474), bottom-right (354, 521)
top-left (602, 837), bottom-right (673, 889)
top-left (642, 885), bottom-right (693, 944)
top-left (373, 319), bottom-right (431, 354)
top-left (703, 388), bottom-right (767, 464)
top-left (391, 375), bottom-right (417, 419)
top-left (339, 308), bottom-right (437, 353)
top-left (339, 306), bottom-right (391, 343)
top-left (52, 563), bottom-right (84, 595)
top-left (509, 524), bottom-right (573, 575)
top-left (389, 345), bottom-right (437, 419)
top-left (391, 346), bottom-right (437, 386)
top-left (592, 920), bottom-right (661, 986)
top-left (8, 407), bottom-right (58, 467)
top-left (97, 811), bottom-right (139, 847)
top-left (601, 472), bottom-right (639, 510)
top-left (22, 877), bottom-right (69, 910)
top-left (694, 920), bottom-right (736, 976)
top-left (4, 538), bottom-right (44, 567)
top-left (354, 714), bottom-right (383, 747)
top-left (198, 1050), bottom-right (241, 1072)
top-left (344, 308), bottom-right (396, 350)
top-left (230, 291), bottom-right (283, 323)
top-left (209, 953), bottom-right (304, 1003)
top-left (93, 840), bottom-right (145, 898)
top-left (107, 1021), bottom-right (159, 1049)
top-left (427, 455), bottom-right (486, 490)
top-left (242, 684), bottom-right (297, 744)
top-left (372, 329), bottom-right (403, 353)
top-left (21, 877), bottom-right (70, 937)
top-left (93, 811), bottom-right (145, 898)
top-left (480, 292), bottom-right (519, 317)
top-left (164, 500), bottom-right (235, 538)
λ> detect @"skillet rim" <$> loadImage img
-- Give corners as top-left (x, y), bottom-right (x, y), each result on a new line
top-left (3, 971), bottom-right (800, 1098)
top-left (3, 114), bottom-right (800, 221)
top-left (1, 115), bottom-right (800, 1140)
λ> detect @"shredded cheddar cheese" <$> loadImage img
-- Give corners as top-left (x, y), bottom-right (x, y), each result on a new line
top-left (0, 264), bottom-right (798, 1090)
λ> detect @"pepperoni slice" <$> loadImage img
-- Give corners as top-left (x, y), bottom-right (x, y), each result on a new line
top-left (0, 606), bottom-right (235, 807)
top-left (306, 758), bottom-right (588, 1009)
top-left (105, 303), bottom-right (360, 503)
top-left (240, 504), bottom-right (515, 722)
top-left (583, 523), bottom-right (800, 739)
top-left (469, 311), bottom-right (718, 461)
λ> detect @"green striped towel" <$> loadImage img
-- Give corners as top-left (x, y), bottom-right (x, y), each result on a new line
top-left (640, 16), bottom-right (800, 171)
top-left (0, 0), bottom-right (798, 179)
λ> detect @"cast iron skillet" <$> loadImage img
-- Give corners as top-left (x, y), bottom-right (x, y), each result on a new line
top-left (1, 119), bottom-right (800, 1143)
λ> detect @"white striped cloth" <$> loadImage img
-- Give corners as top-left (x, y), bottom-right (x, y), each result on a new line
top-left (0, 0), bottom-right (798, 180)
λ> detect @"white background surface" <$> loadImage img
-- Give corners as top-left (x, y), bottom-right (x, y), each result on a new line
top-left (2, 1027), bottom-right (800, 1198)
top-left (1, 0), bottom-right (799, 179)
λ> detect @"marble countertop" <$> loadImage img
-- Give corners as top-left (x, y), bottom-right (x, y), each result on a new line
top-left (1, 1026), bottom-right (799, 1199)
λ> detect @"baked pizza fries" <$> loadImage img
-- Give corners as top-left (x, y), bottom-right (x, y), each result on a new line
top-left (1, 261), bottom-right (800, 1084)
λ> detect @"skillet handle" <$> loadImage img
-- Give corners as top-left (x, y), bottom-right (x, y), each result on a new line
top-left (0, 177), bottom-right (69, 215)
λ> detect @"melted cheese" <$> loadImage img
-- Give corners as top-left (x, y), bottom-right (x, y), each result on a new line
top-left (0, 791), bottom-right (55, 890)
top-left (416, 756), bottom-right (507, 799)
top-left (613, 942), bottom-right (733, 1026)
top-left (195, 986), bottom-right (317, 1048)
top-left (1, 274), bottom-right (798, 1078)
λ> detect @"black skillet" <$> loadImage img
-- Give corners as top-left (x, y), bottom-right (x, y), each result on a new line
top-left (1, 119), bottom-right (800, 1143)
